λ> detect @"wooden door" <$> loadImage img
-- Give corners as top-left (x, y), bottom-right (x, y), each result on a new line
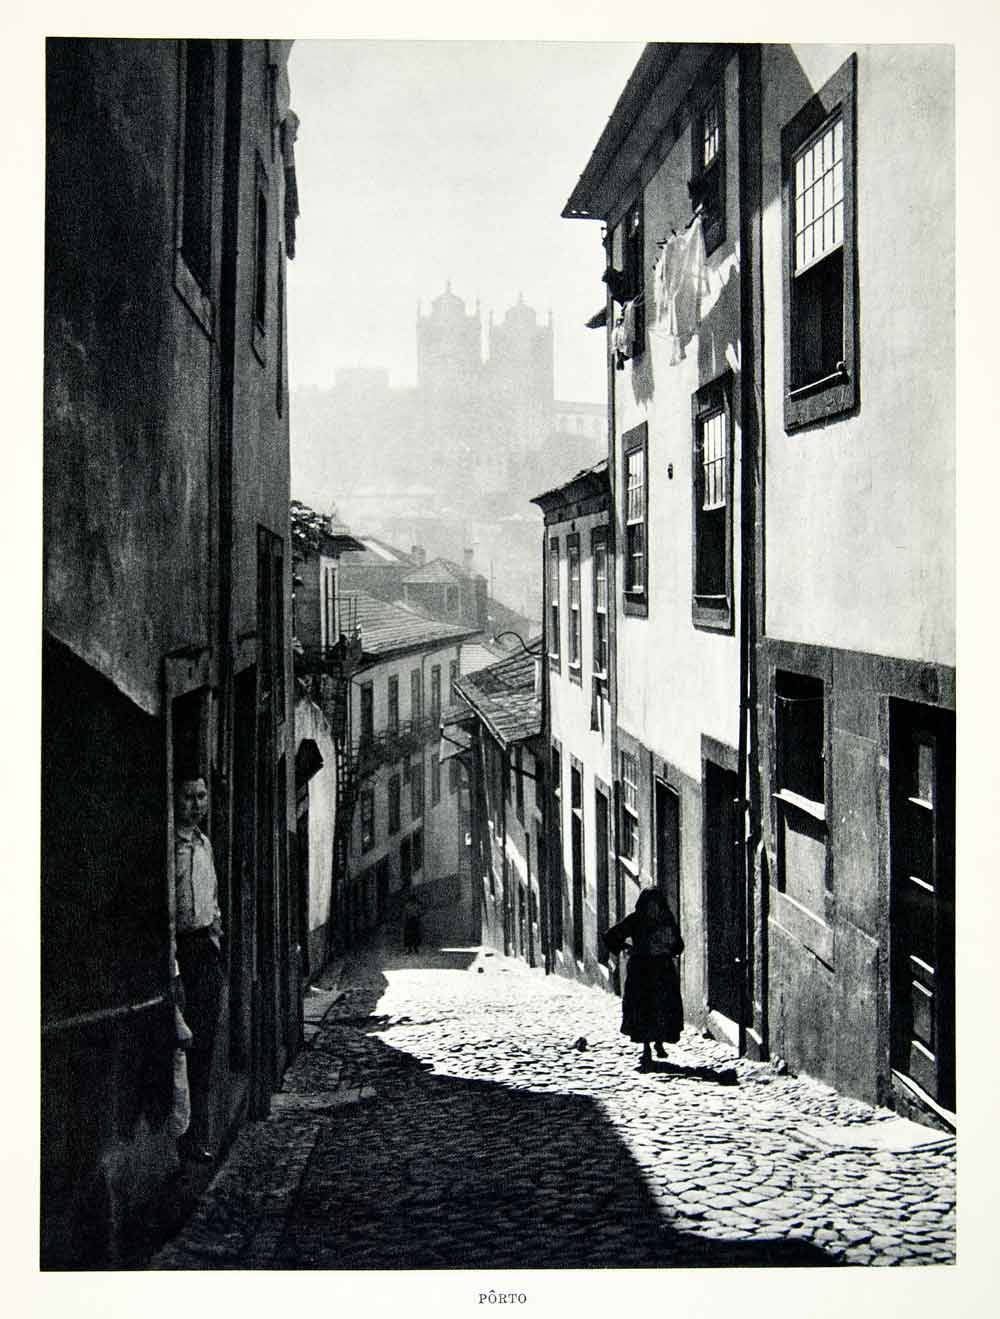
top-left (890, 702), bottom-right (955, 1111)
top-left (655, 779), bottom-right (681, 927)
top-left (595, 788), bottom-right (610, 965)
top-left (704, 760), bottom-right (746, 1024)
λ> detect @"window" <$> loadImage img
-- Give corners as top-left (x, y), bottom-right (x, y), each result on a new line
top-left (449, 755), bottom-right (460, 794)
top-left (623, 424), bottom-right (648, 614)
top-left (403, 758), bottom-right (411, 785)
top-left (449, 658), bottom-right (459, 699)
top-left (774, 669), bottom-right (828, 913)
top-left (180, 40), bottom-right (214, 293)
top-left (692, 373), bottom-right (733, 631)
top-left (359, 682), bottom-right (374, 747)
top-left (782, 54), bottom-right (857, 430)
top-left (445, 586), bottom-right (459, 614)
top-left (360, 788), bottom-right (375, 853)
top-left (175, 40), bottom-right (215, 332)
top-left (412, 826), bottom-right (424, 875)
top-left (592, 529), bottom-right (609, 681)
top-left (689, 86), bottom-right (726, 255)
top-left (321, 564), bottom-right (338, 649)
top-left (431, 751), bottom-right (441, 806)
top-left (388, 774), bottom-right (401, 835)
top-left (430, 665), bottom-right (441, 723)
top-left (620, 751), bottom-right (639, 865)
top-left (411, 668), bottom-right (422, 723)
top-left (775, 671), bottom-right (825, 809)
top-left (567, 534), bottom-right (582, 679)
top-left (548, 538), bottom-right (560, 669)
top-left (515, 746), bottom-right (525, 823)
top-left (411, 758), bottom-right (424, 818)
top-left (387, 674), bottom-right (399, 735)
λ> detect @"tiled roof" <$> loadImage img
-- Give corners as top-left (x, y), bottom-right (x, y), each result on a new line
top-left (401, 557), bottom-right (468, 586)
top-left (341, 536), bottom-right (416, 567)
top-left (454, 649), bottom-right (542, 747)
top-left (351, 591), bottom-right (474, 657)
top-left (460, 639), bottom-right (508, 675)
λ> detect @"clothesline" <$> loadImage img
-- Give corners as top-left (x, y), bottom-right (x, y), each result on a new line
top-left (656, 206), bottom-right (704, 252)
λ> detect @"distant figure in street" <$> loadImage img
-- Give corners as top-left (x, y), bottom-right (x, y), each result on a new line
top-left (173, 767), bottom-right (225, 1163)
top-left (402, 890), bottom-right (422, 954)
top-left (603, 888), bottom-right (684, 1071)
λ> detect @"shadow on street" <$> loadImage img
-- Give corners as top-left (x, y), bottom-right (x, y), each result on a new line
top-left (250, 939), bottom-right (839, 1270)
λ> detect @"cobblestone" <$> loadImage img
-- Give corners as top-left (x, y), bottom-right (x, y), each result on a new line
top-left (153, 937), bottom-right (956, 1270)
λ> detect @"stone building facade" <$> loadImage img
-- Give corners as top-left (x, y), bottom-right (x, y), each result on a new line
top-left (559, 42), bottom-right (955, 1126)
top-left (42, 38), bottom-right (302, 1265)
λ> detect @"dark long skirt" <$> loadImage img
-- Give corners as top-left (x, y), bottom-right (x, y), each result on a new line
top-left (620, 954), bottom-right (683, 1043)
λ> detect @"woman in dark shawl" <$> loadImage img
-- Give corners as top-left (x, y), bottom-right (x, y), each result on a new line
top-left (603, 888), bottom-right (684, 1070)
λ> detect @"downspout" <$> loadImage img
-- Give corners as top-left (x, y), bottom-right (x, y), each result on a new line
top-left (737, 43), bottom-right (766, 1060)
top-left (540, 534), bottom-right (553, 973)
top-left (501, 740), bottom-right (510, 956)
top-left (604, 221), bottom-right (622, 937)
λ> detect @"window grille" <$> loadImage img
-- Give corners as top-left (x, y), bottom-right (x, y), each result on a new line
top-left (701, 410), bottom-right (727, 511)
top-left (794, 116), bottom-right (844, 275)
top-left (626, 447), bottom-right (645, 593)
top-left (593, 537), bottom-right (608, 677)
top-left (568, 538), bottom-right (581, 669)
top-left (621, 751), bottom-right (639, 860)
top-left (703, 100), bottom-right (720, 168)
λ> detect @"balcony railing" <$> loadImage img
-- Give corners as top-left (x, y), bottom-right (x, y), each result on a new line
top-left (352, 713), bottom-right (441, 778)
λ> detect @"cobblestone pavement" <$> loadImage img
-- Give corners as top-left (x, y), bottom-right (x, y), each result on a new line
top-left (154, 937), bottom-right (956, 1270)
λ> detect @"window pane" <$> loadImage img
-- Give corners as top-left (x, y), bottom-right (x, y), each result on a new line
top-left (793, 113), bottom-right (845, 275)
top-left (701, 410), bottom-right (727, 511)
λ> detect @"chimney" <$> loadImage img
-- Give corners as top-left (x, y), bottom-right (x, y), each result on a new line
top-left (463, 547), bottom-right (475, 573)
top-left (411, 545), bottom-right (426, 566)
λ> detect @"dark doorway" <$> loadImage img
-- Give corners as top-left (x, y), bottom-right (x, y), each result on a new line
top-left (890, 701), bottom-right (956, 1112)
top-left (704, 759), bottom-right (745, 1025)
top-left (400, 836), bottom-right (412, 891)
top-left (295, 789), bottom-right (310, 982)
top-left (376, 857), bottom-right (390, 924)
top-left (595, 787), bottom-right (610, 965)
top-left (655, 778), bottom-right (681, 926)
top-left (570, 765), bottom-right (585, 963)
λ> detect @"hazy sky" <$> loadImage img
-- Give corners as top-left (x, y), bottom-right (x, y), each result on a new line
top-left (286, 40), bottom-right (644, 403)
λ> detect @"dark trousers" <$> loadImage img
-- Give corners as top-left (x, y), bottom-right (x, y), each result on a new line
top-left (176, 930), bottom-right (225, 1144)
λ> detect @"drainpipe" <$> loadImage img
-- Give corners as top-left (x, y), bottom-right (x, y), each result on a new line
top-left (737, 43), bottom-right (765, 1060)
top-left (604, 222), bottom-right (622, 935)
top-left (539, 539), bottom-right (553, 973)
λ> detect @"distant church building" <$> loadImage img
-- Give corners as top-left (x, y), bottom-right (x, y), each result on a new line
top-left (292, 285), bottom-right (606, 619)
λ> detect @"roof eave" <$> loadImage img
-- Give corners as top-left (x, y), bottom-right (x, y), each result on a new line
top-left (562, 42), bottom-right (720, 222)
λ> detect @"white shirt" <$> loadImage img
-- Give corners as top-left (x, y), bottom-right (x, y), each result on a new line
top-left (174, 825), bottom-right (221, 939)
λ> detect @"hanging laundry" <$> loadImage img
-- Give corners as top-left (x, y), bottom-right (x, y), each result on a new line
top-left (611, 298), bottom-right (639, 369)
top-left (652, 215), bottom-right (710, 364)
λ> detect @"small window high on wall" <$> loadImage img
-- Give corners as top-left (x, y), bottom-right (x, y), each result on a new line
top-left (691, 373), bottom-right (733, 632)
top-left (782, 54), bottom-right (857, 430)
top-left (623, 423), bottom-right (648, 616)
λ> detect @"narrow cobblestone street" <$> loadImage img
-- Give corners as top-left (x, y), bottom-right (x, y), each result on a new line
top-left (154, 937), bottom-right (956, 1270)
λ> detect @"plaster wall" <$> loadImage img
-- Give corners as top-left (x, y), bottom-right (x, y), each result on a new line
top-left (760, 44), bottom-right (955, 665)
top-left (44, 40), bottom-right (216, 717)
top-left (347, 642), bottom-right (464, 906)
top-left (294, 694), bottom-right (338, 947)
top-left (613, 52), bottom-right (743, 781)
top-left (351, 641), bottom-right (463, 736)
top-left (547, 508), bottom-right (614, 987)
